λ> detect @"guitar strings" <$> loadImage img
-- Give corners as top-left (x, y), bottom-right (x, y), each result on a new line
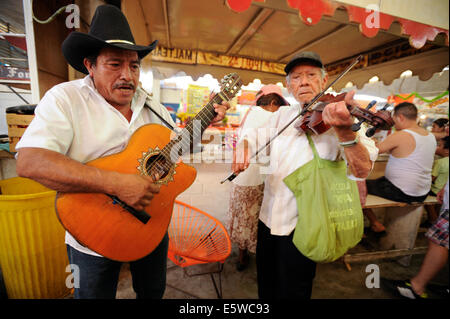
top-left (159, 81), bottom-right (240, 165)
top-left (144, 95), bottom-right (222, 178)
top-left (157, 85), bottom-right (236, 163)
top-left (144, 78), bottom-right (241, 179)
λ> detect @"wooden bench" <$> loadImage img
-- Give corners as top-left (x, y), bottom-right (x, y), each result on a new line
top-left (343, 194), bottom-right (438, 270)
top-left (363, 194), bottom-right (438, 209)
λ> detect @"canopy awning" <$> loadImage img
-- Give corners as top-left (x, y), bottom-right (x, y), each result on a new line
top-left (122, 0), bottom-right (448, 89)
top-left (226, 0), bottom-right (448, 48)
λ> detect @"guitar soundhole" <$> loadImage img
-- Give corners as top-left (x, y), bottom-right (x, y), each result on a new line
top-left (144, 153), bottom-right (172, 182)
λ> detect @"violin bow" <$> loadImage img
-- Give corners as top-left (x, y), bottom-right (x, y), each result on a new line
top-left (221, 54), bottom-right (363, 184)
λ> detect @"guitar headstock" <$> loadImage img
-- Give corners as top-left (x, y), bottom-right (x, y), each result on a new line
top-left (220, 73), bottom-right (243, 101)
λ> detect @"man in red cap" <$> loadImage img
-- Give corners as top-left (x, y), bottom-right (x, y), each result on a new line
top-left (15, 4), bottom-right (229, 299)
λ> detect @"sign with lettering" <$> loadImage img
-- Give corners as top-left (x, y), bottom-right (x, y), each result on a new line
top-left (150, 46), bottom-right (196, 64)
top-left (0, 66), bottom-right (30, 81)
top-left (150, 45), bottom-right (286, 75)
top-left (197, 52), bottom-right (262, 71)
top-left (150, 41), bottom-right (438, 79)
top-left (326, 42), bottom-right (437, 77)
top-left (186, 84), bottom-right (210, 114)
top-left (261, 61), bottom-right (285, 75)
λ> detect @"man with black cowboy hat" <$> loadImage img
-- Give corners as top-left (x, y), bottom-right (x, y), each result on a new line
top-left (15, 4), bottom-right (229, 299)
top-left (232, 51), bottom-right (378, 299)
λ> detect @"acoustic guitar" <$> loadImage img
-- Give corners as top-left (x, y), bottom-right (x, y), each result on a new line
top-left (56, 73), bottom-right (242, 261)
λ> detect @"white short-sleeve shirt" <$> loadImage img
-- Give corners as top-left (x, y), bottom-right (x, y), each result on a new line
top-left (16, 75), bottom-right (176, 256)
top-left (233, 106), bottom-right (277, 186)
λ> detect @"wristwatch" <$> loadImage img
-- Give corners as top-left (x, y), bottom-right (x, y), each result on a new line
top-left (339, 135), bottom-right (359, 148)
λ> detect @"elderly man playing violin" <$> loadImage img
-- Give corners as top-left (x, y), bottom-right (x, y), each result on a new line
top-left (232, 51), bottom-right (378, 299)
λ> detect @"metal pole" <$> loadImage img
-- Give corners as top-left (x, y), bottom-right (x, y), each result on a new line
top-left (22, 0), bottom-right (40, 104)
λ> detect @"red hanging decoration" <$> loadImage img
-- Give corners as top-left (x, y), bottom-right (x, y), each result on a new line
top-left (397, 18), bottom-right (449, 48)
top-left (226, 0), bottom-right (265, 13)
top-left (287, 0), bottom-right (337, 25)
top-left (224, 0), bottom-right (449, 49)
top-left (346, 5), bottom-right (395, 38)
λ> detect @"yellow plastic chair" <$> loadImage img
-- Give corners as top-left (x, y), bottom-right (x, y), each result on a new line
top-left (167, 201), bottom-right (231, 298)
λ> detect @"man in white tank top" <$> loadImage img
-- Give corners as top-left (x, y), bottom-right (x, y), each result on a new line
top-left (363, 102), bottom-right (437, 234)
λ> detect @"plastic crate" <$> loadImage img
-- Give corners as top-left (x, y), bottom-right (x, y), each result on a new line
top-left (5, 104), bottom-right (36, 153)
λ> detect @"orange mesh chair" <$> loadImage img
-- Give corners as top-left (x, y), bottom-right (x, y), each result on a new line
top-left (167, 201), bottom-right (231, 298)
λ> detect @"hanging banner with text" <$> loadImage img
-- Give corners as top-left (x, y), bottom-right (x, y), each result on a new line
top-left (150, 45), bottom-right (286, 75)
top-left (150, 41), bottom-right (439, 78)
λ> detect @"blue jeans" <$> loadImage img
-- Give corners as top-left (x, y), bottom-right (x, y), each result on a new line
top-left (67, 233), bottom-right (168, 299)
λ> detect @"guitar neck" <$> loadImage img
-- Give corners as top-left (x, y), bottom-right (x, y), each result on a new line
top-left (185, 93), bottom-right (224, 141)
top-left (143, 73), bottom-right (241, 179)
top-left (161, 93), bottom-right (226, 162)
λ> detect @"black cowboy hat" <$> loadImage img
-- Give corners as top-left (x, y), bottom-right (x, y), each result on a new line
top-left (62, 4), bottom-right (157, 74)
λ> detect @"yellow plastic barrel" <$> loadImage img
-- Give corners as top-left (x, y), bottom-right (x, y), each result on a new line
top-left (0, 177), bottom-right (70, 299)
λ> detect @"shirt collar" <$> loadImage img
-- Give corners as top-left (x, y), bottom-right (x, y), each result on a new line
top-left (79, 75), bottom-right (96, 99)
top-left (131, 86), bottom-right (147, 113)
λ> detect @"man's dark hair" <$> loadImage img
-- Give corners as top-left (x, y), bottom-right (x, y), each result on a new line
top-left (434, 118), bottom-right (449, 128)
top-left (85, 50), bottom-right (101, 67)
top-left (84, 49), bottom-right (142, 68)
top-left (393, 102), bottom-right (417, 120)
top-left (256, 93), bottom-right (286, 107)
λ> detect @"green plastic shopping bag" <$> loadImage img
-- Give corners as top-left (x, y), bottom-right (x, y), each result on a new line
top-left (283, 134), bottom-right (363, 263)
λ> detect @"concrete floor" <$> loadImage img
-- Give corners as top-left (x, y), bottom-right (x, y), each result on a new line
top-left (111, 231), bottom-right (448, 300)
top-left (0, 231), bottom-right (447, 300)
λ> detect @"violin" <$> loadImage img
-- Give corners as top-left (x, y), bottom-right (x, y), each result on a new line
top-left (298, 93), bottom-right (394, 137)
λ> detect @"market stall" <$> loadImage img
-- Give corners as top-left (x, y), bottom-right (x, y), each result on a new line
top-left (0, 0), bottom-right (448, 301)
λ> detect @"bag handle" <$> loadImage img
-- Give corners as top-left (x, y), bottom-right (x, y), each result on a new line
top-left (306, 133), bottom-right (323, 168)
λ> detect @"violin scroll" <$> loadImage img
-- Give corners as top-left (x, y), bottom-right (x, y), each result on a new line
top-left (349, 101), bottom-right (394, 137)
top-left (299, 93), bottom-right (395, 137)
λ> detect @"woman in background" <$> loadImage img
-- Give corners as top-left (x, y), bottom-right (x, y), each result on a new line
top-left (227, 85), bottom-right (289, 271)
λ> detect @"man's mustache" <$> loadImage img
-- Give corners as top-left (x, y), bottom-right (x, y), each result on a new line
top-left (113, 82), bottom-right (135, 90)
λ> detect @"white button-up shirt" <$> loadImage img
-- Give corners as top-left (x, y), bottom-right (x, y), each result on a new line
top-left (240, 105), bottom-right (378, 236)
top-left (16, 76), bottom-right (176, 256)
top-left (233, 106), bottom-right (277, 187)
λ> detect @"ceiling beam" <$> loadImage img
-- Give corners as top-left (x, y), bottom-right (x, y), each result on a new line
top-left (162, 0), bottom-right (171, 48)
top-left (139, 0), bottom-right (154, 44)
top-left (277, 24), bottom-right (352, 62)
top-left (122, 0), bottom-right (153, 45)
top-left (226, 8), bottom-right (274, 55)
